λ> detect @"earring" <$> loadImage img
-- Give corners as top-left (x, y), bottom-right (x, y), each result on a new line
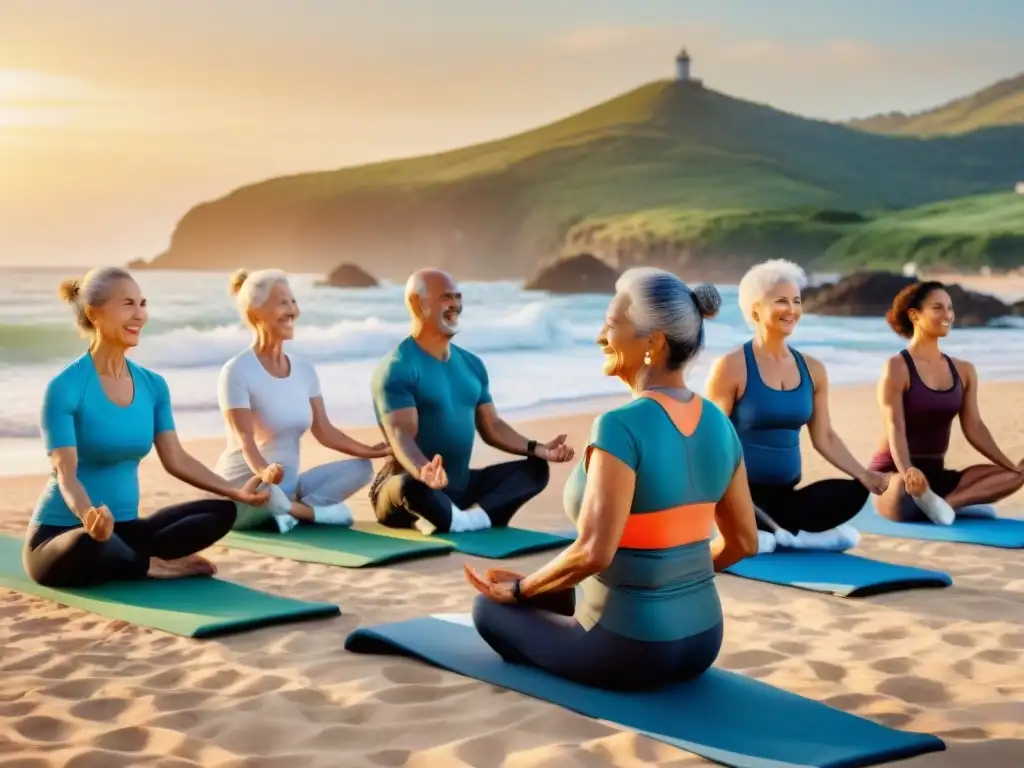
top-left (644, 351), bottom-right (652, 366)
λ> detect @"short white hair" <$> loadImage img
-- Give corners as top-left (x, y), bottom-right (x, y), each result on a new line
top-left (737, 259), bottom-right (807, 328)
top-left (405, 272), bottom-right (428, 298)
top-left (229, 268), bottom-right (290, 322)
top-left (615, 267), bottom-right (721, 370)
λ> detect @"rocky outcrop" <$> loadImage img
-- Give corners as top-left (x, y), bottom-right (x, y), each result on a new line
top-left (524, 253), bottom-right (620, 294)
top-left (801, 271), bottom-right (1013, 328)
top-left (315, 263), bottom-right (379, 288)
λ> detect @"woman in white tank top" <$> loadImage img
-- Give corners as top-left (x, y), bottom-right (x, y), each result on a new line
top-left (214, 268), bottom-right (391, 533)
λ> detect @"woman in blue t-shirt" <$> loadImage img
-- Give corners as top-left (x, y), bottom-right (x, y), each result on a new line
top-left (466, 268), bottom-right (759, 691)
top-left (24, 267), bottom-right (270, 587)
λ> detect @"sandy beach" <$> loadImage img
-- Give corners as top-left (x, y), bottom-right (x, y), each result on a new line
top-left (1, 381), bottom-right (1022, 767)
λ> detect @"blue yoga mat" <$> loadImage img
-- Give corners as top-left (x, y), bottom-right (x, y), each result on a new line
top-left (852, 508), bottom-right (1024, 549)
top-left (344, 614), bottom-right (944, 768)
top-left (725, 550), bottom-right (952, 597)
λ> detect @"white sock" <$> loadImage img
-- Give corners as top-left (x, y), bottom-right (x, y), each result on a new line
top-left (264, 483), bottom-right (294, 516)
top-left (956, 504), bottom-right (997, 519)
top-left (785, 526), bottom-right (859, 552)
top-left (757, 530), bottom-right (777, 554)
top-left (912, 488), bottom-right (956, 526)
top-left (773, 528), bottom-right (796, 549)
top-left (311, 501), bottom-right (353, 526)
top-left (447, 504), bottom-right (492, 533)
top-left (274, 514), bottom-right (299, 534)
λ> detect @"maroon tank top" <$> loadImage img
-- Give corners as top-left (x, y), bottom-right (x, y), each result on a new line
top-left (869, 350), bottom-right (963, 472)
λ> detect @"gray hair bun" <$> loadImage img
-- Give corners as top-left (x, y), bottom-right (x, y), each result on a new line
top-left (692, 283), bottom-right (722, 319)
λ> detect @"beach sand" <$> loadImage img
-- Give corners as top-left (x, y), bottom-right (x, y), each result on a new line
top-left (1, 381), bottom-right (1022, 767)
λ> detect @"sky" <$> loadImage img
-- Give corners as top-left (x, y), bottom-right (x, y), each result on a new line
top-left (1, 0), bottom-right (1022, 267)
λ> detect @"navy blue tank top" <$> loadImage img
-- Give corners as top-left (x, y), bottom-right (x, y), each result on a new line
top-left (729, 341), bottom-right (813, 486)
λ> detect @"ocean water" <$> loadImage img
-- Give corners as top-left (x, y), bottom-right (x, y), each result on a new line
top-left (2, 267), bottom-right (1023, 478)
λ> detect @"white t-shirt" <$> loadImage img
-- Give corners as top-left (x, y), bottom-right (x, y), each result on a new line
top-left (214, 348), bottom-right (322, 496)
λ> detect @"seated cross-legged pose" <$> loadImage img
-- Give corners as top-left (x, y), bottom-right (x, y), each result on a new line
top-left (870, 280), bottom-right (1024, 524)
top-left (369, 268), bottom-right (574, 535)
top-left (466, 269), bottom-right (758, 690)
top-left (24, 267), bottom-right (271, 588)
top-left (705, 259), bottom-right (889, 553)
top-left (215, 268), bottom-right (390, 533)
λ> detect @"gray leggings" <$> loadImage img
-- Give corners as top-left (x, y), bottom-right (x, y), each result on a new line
top-left (232, 458), bottom-right (373, 529)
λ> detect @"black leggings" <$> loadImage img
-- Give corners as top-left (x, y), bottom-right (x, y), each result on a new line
top-left (371, 456), bottom-right (550, 533)
top-left (23, 499), bottom-right (237, 588)
top-left (472, 590), bottom-right (723, 691)
top-left (750, 478), bottom-right (869, 534)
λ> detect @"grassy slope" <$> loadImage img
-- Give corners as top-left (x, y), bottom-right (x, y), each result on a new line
top-left (155, 80), bottom-right (1024, 277)
top-left (849, 73), bottom-right (1024, 136)
top-left (571, 193), bottom-right (1024, 272)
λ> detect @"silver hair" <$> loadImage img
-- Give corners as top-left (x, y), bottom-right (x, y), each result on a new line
top-left (405, 272), bottom-right (428, 298)
top-left (615, 267), bottom-right (721, 370)
top-left (737, 259), bottom-right (807, 328)
top-left (58, 266), bottom-right (133, 337)
top-left (229, 268), bottom-right (290, 322)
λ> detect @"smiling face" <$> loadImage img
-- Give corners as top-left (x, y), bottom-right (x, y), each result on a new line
top-left (909, 288), bottom-right (954, 338)
top-left (754, 279), bottom-right (802, 338)
top-left (87, 277), bottom-right (147, 348)
top-left (597, 292), bottom-right (650, 382)
top-left (420, 272), bottom-right (462, 337)
top-left (250, 281), bottom-right (299, 341)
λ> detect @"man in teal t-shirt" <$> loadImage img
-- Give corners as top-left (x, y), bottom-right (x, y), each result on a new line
top-left (370, 269), bottom-right (574, 534)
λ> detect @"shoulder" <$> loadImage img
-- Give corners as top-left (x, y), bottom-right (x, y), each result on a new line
top-left (221, 348), bottom-right (256, 375)
top-left (43, 355), bottom-right (89, 400)
top-left (452, 344), bottom-right (486, 375)
top-left (129, 361), bottom-right (171, 398)
top-left (797, 351), bottom-right (827, 387)
top-left (949, 356), bottom-right (976, 382)
top-left (373, 340), bottom-right (418, 383)
top-left (594, 398), bottom-right (654, 435)
top-left (881, 352), bottom-right (909, 379)
top-left (289, 353), bottom-right (319, 380)
top-left (708, 346), bottom-right (746, 381)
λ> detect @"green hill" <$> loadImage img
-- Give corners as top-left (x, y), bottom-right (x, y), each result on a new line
top-left (849, 73), bottom-right (1024, 136)
top-left (149, 79), bottom-right (1024, 279)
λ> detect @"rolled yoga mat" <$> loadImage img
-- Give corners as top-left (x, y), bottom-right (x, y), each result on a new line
top-left (224, 525), bottom-right (454, 568)
top-left (724, 550), bottom-right (953, 597)
top-left (852, 507), bottom-right (1024, 549)
top-left (366, 524), bottom-right (573, 559)
top-left (0, 534), bottom-right (340, 637)
top-left (344, 613), bottom-right (945, 768)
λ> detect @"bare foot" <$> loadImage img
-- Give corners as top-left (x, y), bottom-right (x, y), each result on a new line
top-left (147, 558), bottom-right (189, 579)
top-left (147, 555), bottom-right (216, 579)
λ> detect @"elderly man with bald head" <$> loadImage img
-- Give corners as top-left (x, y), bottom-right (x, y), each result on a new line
top-left (369, 269), bottom-right (574, 534)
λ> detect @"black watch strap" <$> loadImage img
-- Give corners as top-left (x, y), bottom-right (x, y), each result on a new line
top-left (526, 439), bottom-right (537, 456)
top-left (512, 579), bottom-right (522, 602)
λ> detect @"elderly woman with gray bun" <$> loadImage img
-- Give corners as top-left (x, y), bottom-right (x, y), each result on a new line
top-left (705, 259), bottom-right (889, 554)
top-left (465, 268), bottom-right (758, 690)
top-left (24, 267), bottom-right (270, 587)
top-left (214, 268), bottom-right (391, 533)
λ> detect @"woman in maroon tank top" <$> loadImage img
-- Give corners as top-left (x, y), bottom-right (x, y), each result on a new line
top-left (870, 281), bottom-right (1023, 523)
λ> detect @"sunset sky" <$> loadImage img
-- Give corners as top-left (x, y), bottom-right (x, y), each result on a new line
top-left (2, 0), bottom-right (1022, 267)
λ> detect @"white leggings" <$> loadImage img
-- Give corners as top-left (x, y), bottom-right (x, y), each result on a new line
top-left (232, 458), bottom-right (373, 530)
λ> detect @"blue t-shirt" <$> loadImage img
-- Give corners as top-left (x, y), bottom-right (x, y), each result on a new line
top-left (32, 354), bottom-right (176, 527)
top-left (563, 392), bottom-right (742, 643)
top-left (370, 337), bottom-right (491, 494)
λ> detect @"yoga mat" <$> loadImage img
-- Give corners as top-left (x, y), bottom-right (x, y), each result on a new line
top-left (852, 508), bottom-right (1024, 549)
top-left (0, 535), bottom-right (339, 637)
top-left (345, 614), bottom-right (944, 768)
top-left (369, 524), bottom-right (573, 558)
top-left (724, 551), bottom-right (952, 598)
top-left (224, 525), bottom-right (454, 567)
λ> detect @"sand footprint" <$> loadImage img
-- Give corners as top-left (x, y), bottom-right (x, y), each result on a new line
top-left (876, 675), bottom-right (951, 706)
top-left (870, 657), bottom-right (914, 675)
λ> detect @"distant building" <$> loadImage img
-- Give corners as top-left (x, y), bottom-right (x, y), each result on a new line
top-left (674, 48), bottom-right (703, 87)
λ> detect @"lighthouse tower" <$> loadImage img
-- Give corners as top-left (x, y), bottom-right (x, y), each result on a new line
top-left (675, 48), bottom-right (691, 82)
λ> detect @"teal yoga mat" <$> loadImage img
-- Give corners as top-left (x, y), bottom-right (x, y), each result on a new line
top-left (852, 508), bottom-right (1024, 549)
top-left (368, 524), bottom-right (573, 558)
top-left (0, 535), bottom-right (339, 637)
top-left (724, 550), bottom-right (952, 597)
top-left (345, 614), bottom-right (945, 768)
top-left (224, 525), bottom-right (454, 567)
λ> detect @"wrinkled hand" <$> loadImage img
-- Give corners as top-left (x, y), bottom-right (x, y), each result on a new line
top-left (83, 504), bottom-right (114, 542)
top-left (535, 434), bottom-right (575, 463)
top-left (859, 469), bottom-right (890, 495)
top-left (359, 441), bottom-right (393, 459)
top-left (260, 463), bottom-right (284, 485)
top-left (420, 455), bottom-right (448, 490)
top-left (464, 564), bottom-right (519, 604)
top-left (903, 467), bottom-right (928, 497)
top-left (236, 475), bottom-right (272, 507)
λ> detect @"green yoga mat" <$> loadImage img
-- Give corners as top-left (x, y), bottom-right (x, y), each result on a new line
top-left (367, 524), bottom-right (573, 558)
top-left (0, 535), bottom-right (340, 637)
top-left (224, 525), bottom-right (454, 567)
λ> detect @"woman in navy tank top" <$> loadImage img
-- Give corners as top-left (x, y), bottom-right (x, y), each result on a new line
top-left (870, 281), bottom-right (1023, 524)
top-left (706, 259), bottom-right (890, 553)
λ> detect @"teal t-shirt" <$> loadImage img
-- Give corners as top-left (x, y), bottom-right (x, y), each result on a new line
top-left (32, 354), bottom-right (176, 527)
top-left (371, 337), bottom-right (492, 494)
top-left (562, 393), bottom-right (743, 643)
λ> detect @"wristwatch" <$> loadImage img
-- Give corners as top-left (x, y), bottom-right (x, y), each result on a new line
top-left (511, 579), bottom-right (522, 602)
top-left (526, 439), bottom-right (537, 456)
